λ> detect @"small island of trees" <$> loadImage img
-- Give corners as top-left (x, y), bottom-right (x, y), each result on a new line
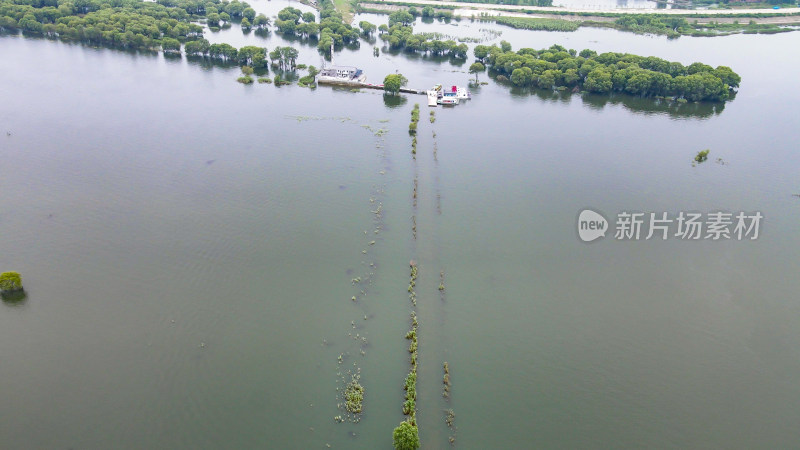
top-left (475, 43), bottom-right (740, 102)
top-left (0, 0), bottom-right (241, 51)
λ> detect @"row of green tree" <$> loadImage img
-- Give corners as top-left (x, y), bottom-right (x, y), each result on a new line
top-left (275, 1), bottom-right (362, 56)
top-left (0, 0), bottom-right (256, 51)
top-left (274, 6), bottom-right (319, 36)
top-left (405, 5), bottom-right (454, 20)
top-left (475, 42), bottom-right (740, 101)
top-left (612, 13), bottom-right (794, 37)
top-left (184, 40), bottom-right (300, 70)
top-left (375, 11), bottom-right (469, 58)
top-left (449, 0), bottom-right (552, 5)
top-left (613, 14), bottom-right (693, 38)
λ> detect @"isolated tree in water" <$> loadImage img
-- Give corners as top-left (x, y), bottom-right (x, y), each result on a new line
top-left (469, 62), bottom-right (485, 82)
top-left (383, 74), bottom-right (408, 95)
top-left (0, 272), bottom-right (23, 292)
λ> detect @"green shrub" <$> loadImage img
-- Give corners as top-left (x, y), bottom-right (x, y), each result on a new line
top-left (344, 375), bottom-right (364, 413)
top-left (695, 149), bottom-right (710, 163)
top-left (0, 272), bottom-right (23, 292)
top-left (393, 421), bottom-right (420, 450)
top-left (494, 16), bottom-right (578, 31)
top-left (237, 76), bottom-right (254, 84)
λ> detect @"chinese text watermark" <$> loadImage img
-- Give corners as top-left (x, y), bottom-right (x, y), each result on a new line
top-left (578, 209), bottom-right (762, 243)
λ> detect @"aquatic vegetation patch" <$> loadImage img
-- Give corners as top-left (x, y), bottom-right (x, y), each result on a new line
top-left (695, 149), bottom-right (710, 163)
top-left (410, 104), bottom-right (421, 155)
top-left (443, 363), bottom-right (456, 443)
top-left (393, 420), bottom-right (420, 450)
top-left (492, 16), bottom-right (579, 32)
top-left (344, 374), bottom-right (365, 413)
top-left (0, 271), bottom-right (23, 293)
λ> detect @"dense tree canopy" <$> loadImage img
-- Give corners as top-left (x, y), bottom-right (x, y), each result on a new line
top-left (359, 20), bottom-right (376, 36)
top-left (481, 44), bottom-right (739, 101)
top-left (379, 24), bottom-right (469, 59)
top-left (392, 420), bottom-right (420, 450)
top-left (388, 10), bottom-right (414, 27)
top-left (302, 0), bottom-right (361, 56)
top-left (0, 0), bottom-right (249, 51)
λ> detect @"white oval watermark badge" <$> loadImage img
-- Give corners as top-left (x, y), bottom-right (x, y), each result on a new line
top-left (577, 209), bottom-right (608, 242)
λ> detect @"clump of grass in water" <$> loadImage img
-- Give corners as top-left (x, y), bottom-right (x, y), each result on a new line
top-left (445, 408), bottom-right (454, 427)
top-left (409, 262), bottom-right (418, 306)
top-left (409, 104), bottom-right (421, 157)
top-left (442, 361), bottom-right (451, 398)
top-left (413, 177), bottom-right (418, 208)
top-left (430, 110), bottom-right (436, 123)
top-left (693, 149), bottom-right (710, 167)
top-left (443, 362), bottom-right (456, 444)
top-left (344, 374), bottom-right (364, 413)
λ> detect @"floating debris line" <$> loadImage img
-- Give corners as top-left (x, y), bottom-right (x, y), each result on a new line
top-left (410, 103), bottom-right (420, 157)
top-left (394, 261), bottom-right (420, 448)
top-left (393, 104), bottom-right (423, 450)
top-left (442, 362), bottom-right (457, 445)
top-left (289, 117), bottom-right (391, 431)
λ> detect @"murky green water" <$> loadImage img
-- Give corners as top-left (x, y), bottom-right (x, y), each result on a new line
top-left (2, 6), bottom-right (800, 448)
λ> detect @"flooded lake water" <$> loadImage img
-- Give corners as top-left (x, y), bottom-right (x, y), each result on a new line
top-left (1, 3), bottom-right (800, 448)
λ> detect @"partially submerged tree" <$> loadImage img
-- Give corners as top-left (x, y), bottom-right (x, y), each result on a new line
top-left (0, 272), bottom-right (23, 293)
top-left (469, 62), bottom-right (485, 82)
top-left (359, 20), bottom-right (376, 36)
top-left (383, 74), bottom-right (408, 95)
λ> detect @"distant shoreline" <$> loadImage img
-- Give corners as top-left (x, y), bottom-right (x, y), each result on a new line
top-left (365, 0), bottom-right (800, 17)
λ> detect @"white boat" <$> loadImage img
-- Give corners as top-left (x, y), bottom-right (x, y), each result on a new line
top-left (440, 85), bottom-right (460, 105)
top-left (430, 84), bottom-right (468, 105)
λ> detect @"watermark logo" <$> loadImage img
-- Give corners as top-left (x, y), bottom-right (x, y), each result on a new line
top-left (577, 209), bottom-right (762, 242)
top-left (577, 209), bottom-right (609, 242)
